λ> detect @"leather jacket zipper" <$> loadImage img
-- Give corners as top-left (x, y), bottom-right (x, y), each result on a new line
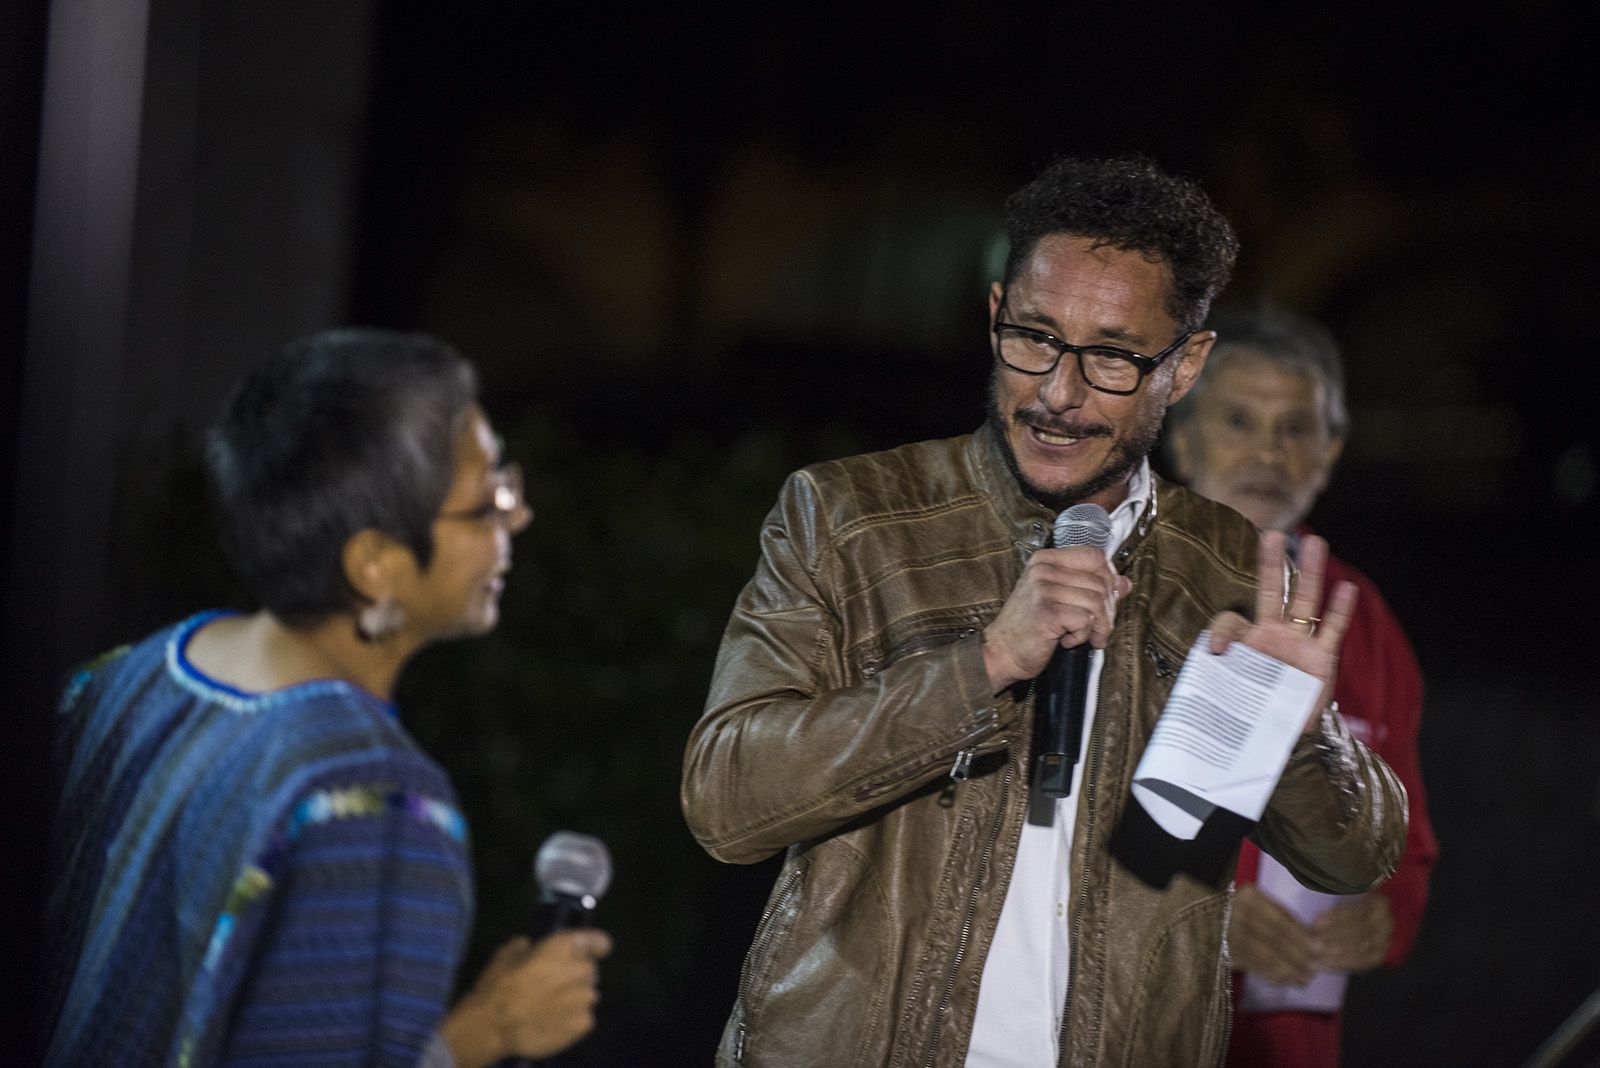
top-left (938, 748), bottom-right (976, 808)
top-left (863, 625), bottom-right (977, 680)
top-left (856, 724), bottom-right (995, 801)
top-left (922, 757), bottom-right (1014, 1068)
top-left (735, 866), bottom-right (804, 1063)
top-left (893, 630), bottom-right (963, 660)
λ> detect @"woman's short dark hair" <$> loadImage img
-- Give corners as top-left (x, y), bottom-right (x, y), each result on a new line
top-left (206, 328), bottom-right (479, 625)
top-left (1002, 155), bottom-right (1239, 330)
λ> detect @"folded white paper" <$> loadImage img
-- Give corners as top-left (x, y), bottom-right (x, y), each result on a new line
top-left (1130, 631), bottom-right (1321, 841)
top-left (1238, 853), bottom-right (1354, 1013)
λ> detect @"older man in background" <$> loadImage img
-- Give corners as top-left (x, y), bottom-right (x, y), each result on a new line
top-left (1168, 306), bottom-right (1438, 1068)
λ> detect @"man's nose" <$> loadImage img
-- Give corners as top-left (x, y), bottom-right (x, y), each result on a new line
top-left (1038, 356), bottom-right (1088, 412)
top-left (1251, 425), bottom-right (1287, 460)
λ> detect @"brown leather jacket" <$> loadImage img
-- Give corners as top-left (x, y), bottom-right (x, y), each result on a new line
top-left (681, 430), bottom-right (1407, 1067)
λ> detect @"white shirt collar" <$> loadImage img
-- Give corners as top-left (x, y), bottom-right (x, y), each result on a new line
top-left (1106, 458), bottom-right (1152, 551)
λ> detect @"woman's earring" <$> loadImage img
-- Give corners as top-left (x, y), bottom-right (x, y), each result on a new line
top-left (357, 598), bottom-right (405, 643)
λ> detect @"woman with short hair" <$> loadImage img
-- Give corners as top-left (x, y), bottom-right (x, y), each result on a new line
top-left (45, 329), bottom-right (608, 1068)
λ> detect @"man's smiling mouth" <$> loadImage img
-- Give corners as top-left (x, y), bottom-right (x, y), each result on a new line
top-left (1033, 428), bottom-right (1081, 446)
top-left (1018, 413), bottom-right (1110, 449)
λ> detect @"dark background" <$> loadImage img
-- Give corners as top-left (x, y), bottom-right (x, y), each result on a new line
top-left (5, 2), bottom-right (1598, 1064)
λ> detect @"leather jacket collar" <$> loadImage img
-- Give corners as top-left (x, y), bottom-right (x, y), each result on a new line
top-left (966, 421), bottom-right (1157, 566)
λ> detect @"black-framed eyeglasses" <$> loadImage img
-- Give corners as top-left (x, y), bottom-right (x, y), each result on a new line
top-left (992, 302), bottom-right (1193, 396)
top-left (439, 462), bottom-right (531, 531)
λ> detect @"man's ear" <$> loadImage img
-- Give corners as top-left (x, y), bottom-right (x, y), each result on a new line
top-left (1323, 432), bottom-right (1348, 473)
top-left (1165, 329), bottom-right (1215, 407)
top-left (1309, 432), bottom-right (1348, 499)
top-left (341, 529), bottom-right (413, 604)
top-left (988, 281), bottom-right (1004, 328)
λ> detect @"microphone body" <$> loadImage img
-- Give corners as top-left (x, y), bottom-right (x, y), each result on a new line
top-left (530, 886), bottom-right (598, 940)
top-left (1033, 503), bottom-right (1113, 798)
top-left (1034, 642), bottom-right (1093, 797)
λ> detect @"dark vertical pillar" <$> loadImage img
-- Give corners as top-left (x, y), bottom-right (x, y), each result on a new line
top-left (2, 1), bottom-right (150, 1054)
top-left (11, 0), bottom-right (151, 675)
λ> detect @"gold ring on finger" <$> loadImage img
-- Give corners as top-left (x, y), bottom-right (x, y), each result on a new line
top-left (1288, 615), bottom-right (1320, 636)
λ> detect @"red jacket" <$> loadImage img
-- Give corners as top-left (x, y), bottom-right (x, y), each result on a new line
top-left (1227, 545), bottom-right (1439, 1066)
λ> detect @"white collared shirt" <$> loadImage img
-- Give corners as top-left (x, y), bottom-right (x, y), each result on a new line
top-left (965, 460), bottom-right (1151, 1067)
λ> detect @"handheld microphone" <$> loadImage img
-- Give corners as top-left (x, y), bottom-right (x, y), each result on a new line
top-left (531, 831), bottom-right (613, 938)
top-left (1033, 503), bottom-right (1113, 798)
top-left (511, 832), bottom-right (613, 1067)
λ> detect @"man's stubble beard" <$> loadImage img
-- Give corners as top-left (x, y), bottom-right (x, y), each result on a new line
top-left (985, 367), bottom-right (1168, 512)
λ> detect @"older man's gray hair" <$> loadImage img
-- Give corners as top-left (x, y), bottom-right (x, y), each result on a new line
top-left (1172, 305), bottom-right (1349, 439)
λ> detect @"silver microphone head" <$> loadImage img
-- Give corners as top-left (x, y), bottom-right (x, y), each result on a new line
top-left (534, 831), bottom-right (613, 903)
top-left (1053, 503), bottom-right (1113, 550)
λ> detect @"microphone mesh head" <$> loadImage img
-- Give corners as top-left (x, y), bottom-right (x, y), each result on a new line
top-left (1053, 503), bottom-right (1113, 550)
top-left (534, 831), bottom-right (613, 900)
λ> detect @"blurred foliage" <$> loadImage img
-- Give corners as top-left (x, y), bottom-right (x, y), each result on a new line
top-left (395, 407), bottom-right (867, 1063)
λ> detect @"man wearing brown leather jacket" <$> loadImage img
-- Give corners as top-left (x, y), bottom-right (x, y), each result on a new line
top-left (681, 156), bottom-right (1407, 1067)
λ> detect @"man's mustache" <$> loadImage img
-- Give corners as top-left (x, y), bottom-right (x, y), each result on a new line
top-left (1013, 408), bottom-right (1113, 439)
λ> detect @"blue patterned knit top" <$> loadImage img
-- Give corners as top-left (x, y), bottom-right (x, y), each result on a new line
top-left (45, 611), bottom-right (475, 1067)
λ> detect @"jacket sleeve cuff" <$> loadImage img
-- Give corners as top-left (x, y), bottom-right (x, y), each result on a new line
top-left (1262, 701), bottom-right (1408, 894)
top-left (1283, 702), bottom-right (1362, 831)
top-left (950, 631), bottom-right (1018, 738)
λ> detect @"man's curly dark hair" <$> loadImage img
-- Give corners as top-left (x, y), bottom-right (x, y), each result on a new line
top-left (1002, 155), bottom-right (1239, 330)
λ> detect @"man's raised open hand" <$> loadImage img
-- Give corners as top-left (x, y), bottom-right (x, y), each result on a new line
top-left (1204, 530), bottom-right (1358, 732)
